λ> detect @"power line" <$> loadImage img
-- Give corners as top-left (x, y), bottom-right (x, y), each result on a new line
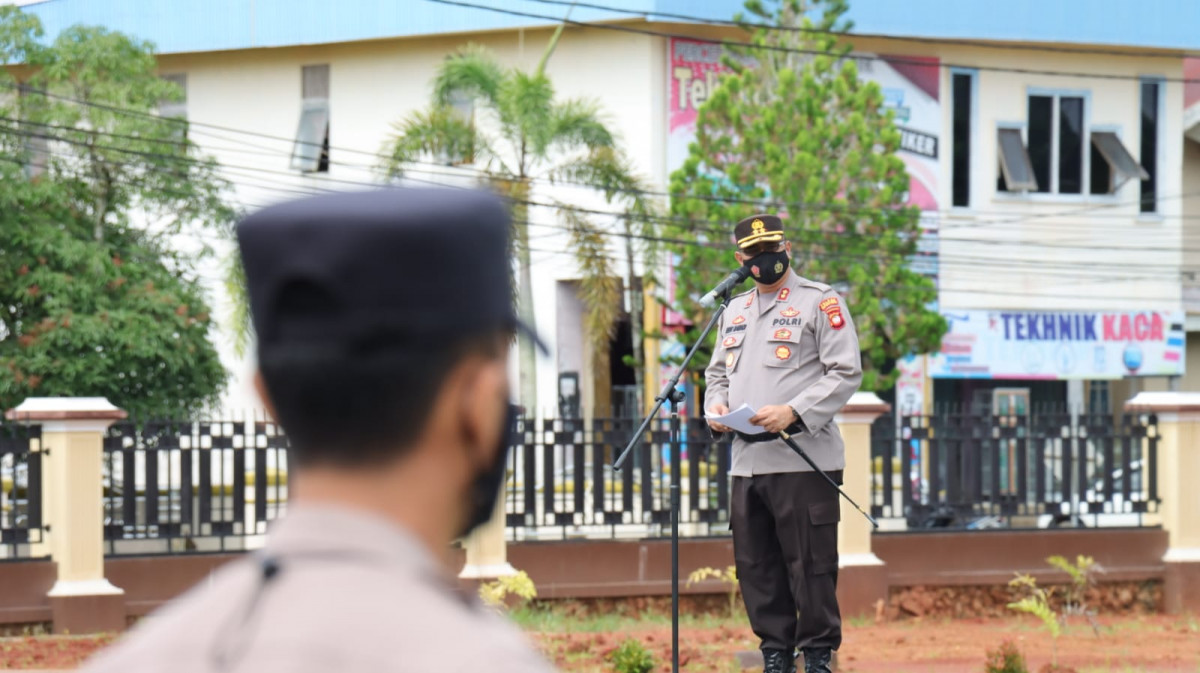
top-left (6, 80), bottom-right (1199, 238)
top-left (424, 0), bottom-right (1200, 85)
top-left (526, 0), bottom-right (1200, 59)
top-left (7, 119), bottom-right (1199, 276)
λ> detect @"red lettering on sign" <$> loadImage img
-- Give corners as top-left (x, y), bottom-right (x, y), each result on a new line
top-left (1103, 315), bottom-right (1116, 340)
top-left (1152, 313), bottom-right (1164, 341)
top-left (1135, 314), bottom-right (1149, 341)
top-left (1119, 315), bottom-right (1132, 341)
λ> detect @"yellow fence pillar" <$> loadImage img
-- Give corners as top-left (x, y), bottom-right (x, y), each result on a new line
top-left (1126, 392), bottom-right (1200, 614)
top-left (6, 398), bottom-right (127, 633)
top-left (834, 392), bottom-right (889, 617)
top-left (458, 490), bottom-right (516, 581)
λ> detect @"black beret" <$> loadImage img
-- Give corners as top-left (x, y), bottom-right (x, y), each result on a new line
top-left (236, 187), bottom-right (541, 359)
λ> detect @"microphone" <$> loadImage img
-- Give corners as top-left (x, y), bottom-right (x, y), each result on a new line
top-left (700, 266), bottom-right (751, 306)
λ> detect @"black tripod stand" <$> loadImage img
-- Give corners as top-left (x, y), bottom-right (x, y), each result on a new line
top-left (614, 291), bottom-right (731, 673)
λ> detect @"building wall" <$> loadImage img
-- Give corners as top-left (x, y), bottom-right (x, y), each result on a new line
top-left (155, 26), bottom-right (665, 413)
top-left (931, 45), bottom-right (1183, 313)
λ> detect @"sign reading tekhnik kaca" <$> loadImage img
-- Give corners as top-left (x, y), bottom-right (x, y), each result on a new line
top-left (930, 309), bottom-right (1185, 379)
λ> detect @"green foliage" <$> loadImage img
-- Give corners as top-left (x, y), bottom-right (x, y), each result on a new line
top-left (1007, 574), bottom-right (1061, 639)
top-left (608, 638), bottom-right (656, 673)
top-left (687, 565), bottom-right (740, 618)
top-left (0, 8), bottom-right (233, 419)
top-left (478, 570), bottom-right (538, 609)
top-left (984, 640), bottom-right (1029, 673)
top-left (381, 37), bottom-right (658, 410)
top-left (1046, 554), bottom-right (1100, 616)
top-left (665, 0), bottom-right (946, 390)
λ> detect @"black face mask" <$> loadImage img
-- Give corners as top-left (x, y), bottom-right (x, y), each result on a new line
top-left (458, 403), bottom-right (516, 539)
top-left (743, 249), bottom-right (790, 284)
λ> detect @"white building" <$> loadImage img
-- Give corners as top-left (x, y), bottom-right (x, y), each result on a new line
top-left (20, 0), bottom-right (1200, 416)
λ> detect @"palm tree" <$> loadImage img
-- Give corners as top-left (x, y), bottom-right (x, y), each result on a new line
top-left (381, 28), bottom-right (657, 416)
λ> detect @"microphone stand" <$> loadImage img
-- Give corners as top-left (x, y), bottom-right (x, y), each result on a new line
top-left (614, 290), bottom-right (731, 673)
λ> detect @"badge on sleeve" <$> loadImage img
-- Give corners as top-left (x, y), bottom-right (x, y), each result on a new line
top-left (820, 297), bottom-right (846, 330)
top-left (774, 345), bottom-right (792, 360)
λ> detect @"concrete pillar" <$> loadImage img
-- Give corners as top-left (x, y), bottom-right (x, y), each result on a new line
top-left (834, 392), bottom-right (889, 617)
top-left (458, 490), bottom-right (516, 580)
top-left (1126, 392), bottom-right (1200, 613)
top-left (5, 398), bottom-right (127, 633)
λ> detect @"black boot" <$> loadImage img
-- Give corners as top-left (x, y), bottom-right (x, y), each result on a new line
top-left (801, 647), bottom-right (833, 673)
top-left (762, 648), bottom-right (797, 673)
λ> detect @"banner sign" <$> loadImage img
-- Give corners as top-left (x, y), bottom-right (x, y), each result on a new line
top-left (930, 310), bottom-right (1186, 379)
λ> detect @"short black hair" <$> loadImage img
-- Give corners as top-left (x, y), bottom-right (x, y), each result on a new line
top-left (259, 330), bottom-right (506, 468)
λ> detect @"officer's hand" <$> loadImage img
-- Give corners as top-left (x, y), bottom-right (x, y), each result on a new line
top-left (749, 404), bottom-right (796, 434)
top-left (706, 404), bottom-right (731, 433)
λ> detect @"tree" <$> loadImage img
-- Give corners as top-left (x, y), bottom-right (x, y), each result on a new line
top-left (382, 27), bottom-right (657, 414)
top-left (666, 0), bottom-right (946, 392)
top-left (0, 8), bottom-right (233, 419)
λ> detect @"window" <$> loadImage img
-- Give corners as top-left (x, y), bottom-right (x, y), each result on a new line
top-left (950, 71), bottom-right (974, 207)
top-left (998, 93), bottom-right (1086, 194)
top-left (158, 73), bottom-right (187, 140)
top-left (997, 127), bottom-right (1037, 192)
top-left (1090, 131), bottom-right (1148, 194)
top-left (291, 64), bottom-right (330, 173)
top-left (1140, 80), bottom-right (1160, 213)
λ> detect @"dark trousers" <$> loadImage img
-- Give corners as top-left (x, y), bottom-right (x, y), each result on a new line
top-left (731, 471), bottom-right (843, 653)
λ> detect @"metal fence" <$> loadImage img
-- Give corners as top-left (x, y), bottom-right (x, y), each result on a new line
top-left (504, 416), bottom-right (731, 541)
top-left (0, 407), bottom-right (1156, 558)
top-left (871, 410), bottom-right (1160, 530)
top-left (102, 416), bottom-right (289, 556)
top-left (0, 422), bottom-right (44, 560)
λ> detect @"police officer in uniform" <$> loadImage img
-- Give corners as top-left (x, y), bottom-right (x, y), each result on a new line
top-left (82, 188), bottom-right (558, 673)
top-left (704, 214), bottom-right (862, 673)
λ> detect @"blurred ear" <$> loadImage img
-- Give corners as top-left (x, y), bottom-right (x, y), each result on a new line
top-left (455, 354), bottom-right (508, 465)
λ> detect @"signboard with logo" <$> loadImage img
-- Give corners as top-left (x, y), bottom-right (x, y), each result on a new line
top-left (930, 310), bottom-right (1186, 379)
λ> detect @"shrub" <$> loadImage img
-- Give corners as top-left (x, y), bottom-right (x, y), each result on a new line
top-left (608, 638), bottom-right (655, 673)
top-left (984, 640), bottom-right (1028, 673)
top-left (478, 570), bottom-right (537, 609)
top-left (687, 565), bottom-right (739, 618)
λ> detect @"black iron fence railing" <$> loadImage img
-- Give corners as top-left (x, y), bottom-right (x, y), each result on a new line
top-left (504, 417), bottom-right (731, 541)
top-left (102, 417), bottom-right (289, 556)
top-left (871, 411), bottom-right (1160, 530)
top-left (85, 408), bottom-right (1161, 554)
top-left (0, 422), bottom-right (44, 560)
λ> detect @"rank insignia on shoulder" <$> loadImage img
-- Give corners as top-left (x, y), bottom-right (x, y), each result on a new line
top-left (774, 345), bottom-right (792, 360)
top-left (722, 336), bottom-right (737, 347)
top-left (780, 306), bottom-right (800, 318)
top-left (731, 315), bottom-right (746, 325)
top-left (773, 328), bottom-right (792, 340)
top-left (777, 288), bottom-right (790, 302)
top-left (725, 351), bottom-right (736, 368)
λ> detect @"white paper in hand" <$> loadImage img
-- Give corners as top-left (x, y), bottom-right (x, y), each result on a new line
top-left (705, 403), bottom-right (763, 434)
